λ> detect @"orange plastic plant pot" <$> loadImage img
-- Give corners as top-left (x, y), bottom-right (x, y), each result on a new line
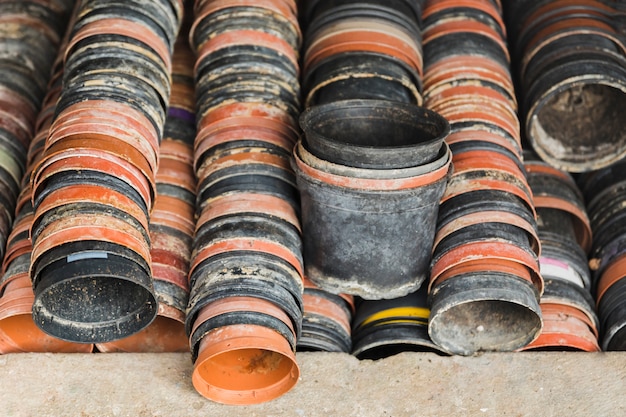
top-left (192, 323), bottom-right (299, 405)
top-left (95, 315), bottom-right (188, 353)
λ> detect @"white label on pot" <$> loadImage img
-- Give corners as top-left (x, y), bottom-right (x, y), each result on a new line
top-left (539, 256), bottom-right (585, 288)
top-left (67, 251), bottom-right (109, 263)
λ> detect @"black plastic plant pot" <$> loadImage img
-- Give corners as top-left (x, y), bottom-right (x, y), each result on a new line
top-left (577, 155), bottom-right (626, 203)
top-left (195, 44), bottom-right (298, 84)
top-left (0, 63), bottom-right (47, 111)
top-left (194, 214), bottom-right (302, 263)
top-left (432, 222), bottom-right (537, 267)
top-left (423, 31), bottom-right (510, 72)
top-left (196, 164), bottom-right (299, 214)
top-left (32, 169), bottom-right (150, 220)
top-left (304, 0), bottom-right (421, 29)
top-left (304, 4), bottom-right (421, 48)
top-left (195, 71), bottom-right (300, 114)
top-left (423, 6), bottom-right (506, 40)
top-left (536, 206), bottom-right (579, 243)
top-left (31, 252), bottom-right (157, 343)
top-left (189, 305), bottom-right (297, 362)
top-left (521, 35), bottom-right (625, 87)
top-left (194, 138), bottom-right (292, 175)
top-left (524, 57), bottom-right (626, 172)
top-left (152, 278), bottom-right (189, 316)
top-left (297, 320), bottom-right (352, 353)
top-left (352, 323), bottom-right (448, 360)
top-left (300, 99), bottom-right (449, 169)
top-left (163, 118), bottom-right (196, 148)
top-left (186, 267), bottom-right (303, 338)
top-left (186, 277), bottom-right (303, 340)
top-left (541, 278), bottom-right (598, 332)
top-left (597, 277), bottom-right (626, 332)
top-left (297, 285), bottom-right (353, 353)
top-left (436, 189), bottom-right (537, 243)
top-left (352, 286), bottom-right (429, 329)
top-left (350, 286), bottom-right (447, 358)
top-left (54, 74), bottom-right (166, 136)
top-left (74, 0), bottom-right (180, 51)
top-left (602, 304), bottom-right (626, 351)
top-left (31, 240), bottom-right (151, 291)
top-left (428, 272), bottom-right (542, 355)
top-left (539, 232), bottom-right (591, 290)
top-left (294, 142), bottom-right (451, 299)
top-left (192, 7), bottom-right (300, 51)
top-left (303, 51), bottom-right (422, 106)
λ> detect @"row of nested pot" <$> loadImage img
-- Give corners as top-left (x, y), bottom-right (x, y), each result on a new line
top-left (186, 0), bottom-right (304, 405)
top-left (421, 0), bottom-right (543, 355)
top-left (95, 19), bottom-right (197, 353)
top-left (579, 158), bottom-right (626, 351)
top-left (301, 0), bottom-right (425, 106)
top-left (295, 0), bottom-right (432, 352)
top-left (0, 1), bottom-right (74, 268)
top-left (506, 0), bottom-right (626, 172)
top-left (523, 153), bottom-right (599, 351)
top-left (0, 1), bottom-right (94, 353)
top-left (27, 0), bottom-right (183, 344)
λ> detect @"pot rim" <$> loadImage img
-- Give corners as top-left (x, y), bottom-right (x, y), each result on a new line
top-left (191, 323), bottom-right (299, 405)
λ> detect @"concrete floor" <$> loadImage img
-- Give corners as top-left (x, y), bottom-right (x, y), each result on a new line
top-left (0, 351), bottom-right (624, 416)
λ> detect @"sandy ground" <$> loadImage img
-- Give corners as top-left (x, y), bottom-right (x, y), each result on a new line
top-left (0, 351), bottom-right (624, 416)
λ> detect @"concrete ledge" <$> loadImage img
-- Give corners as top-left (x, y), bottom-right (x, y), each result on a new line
top-left (0, 352), bottom-right (624, 416)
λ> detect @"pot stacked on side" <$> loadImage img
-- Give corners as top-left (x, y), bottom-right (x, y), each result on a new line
top-left (301, 0), bottom-right (424, 106)
top-left (96, 20), bottom-right (195, 353)
top-left (506, 0), bottom-right (626, 172)
top-left (0, 4), bottom-right (93, 353)
top-left (351, 286), bottom-right (447, 359)
top-left (521, 152), bottom-right (599, 351)
top-left (186, 0), bottom-right (302, 404)
top-left (423, 0), bottom-right (543, 355)
top-left (579, 160), bottom-right (626, 351)
top-left (28, 0), bottom-right (183, 344)
top-left (295, 99), bottom-right (451, 300)
top-left (0, 0), bottom-right (74, 264)
top-left (296, 277), bottom-right (354, 353)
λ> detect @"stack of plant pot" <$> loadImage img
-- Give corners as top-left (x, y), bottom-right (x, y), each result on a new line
top-left (296, 277), bottom-right (354, 353)
top-left (301, 0), bottom-right (424, 106)
top-left (185, 0), bottom-right (303, 404)
top-left (422, 0), bottom-right (543, 355)
top-left (0, 1), bottom-right (74, 266)
top-left (505, 0), bottom-right (626, 172)
top-left (96, 20), bottom-right (196, 353)
top-left (0, 1), bottom-right (95, 353)
top-left (300, 0), bottom-right (449, 356)
top-left (521, 152), bottom-right (599, 351)
top-left (28, 0), bottom-right (183, 344)
top-left (578, 161), bottom-right (626, 351)
top-left (351, 286), bottom-right (447, 359)
top-left (294, 97), bottom-right (452, 309)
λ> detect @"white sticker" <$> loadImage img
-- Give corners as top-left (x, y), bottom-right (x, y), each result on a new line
top-left (67, 251), bottom-right (109, 263)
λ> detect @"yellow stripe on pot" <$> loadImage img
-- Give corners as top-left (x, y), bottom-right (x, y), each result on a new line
top-left (371, 318), bottom-right (429, 327)
top-left (360, 307), bottom-right (430, 328)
